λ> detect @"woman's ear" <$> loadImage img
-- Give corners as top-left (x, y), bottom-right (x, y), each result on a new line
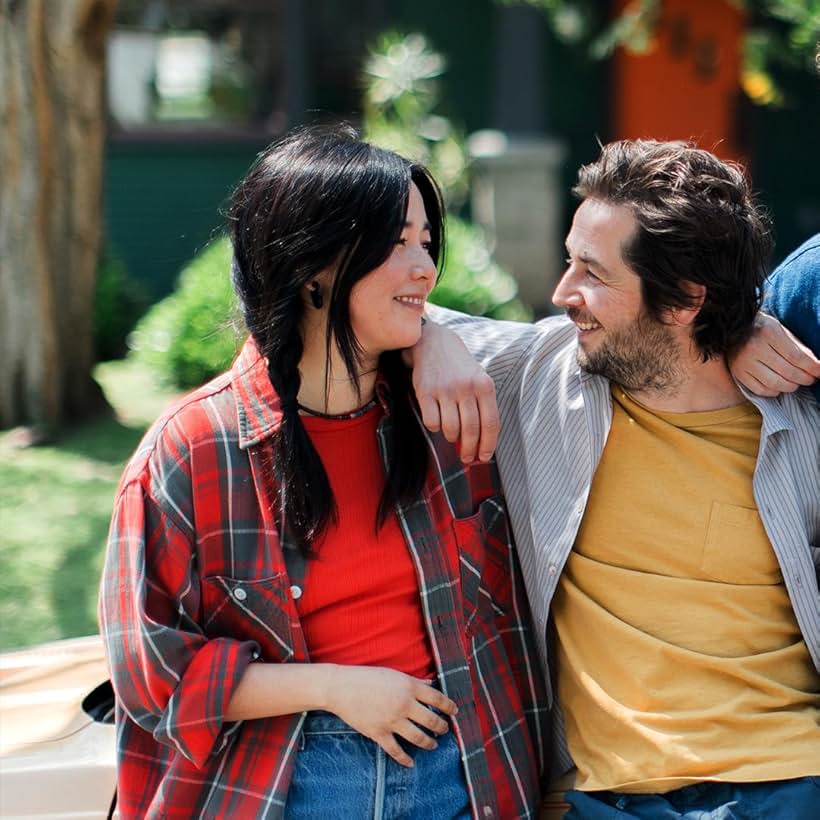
top-left (308, 280), bottom-right (323, 309)
top-left (304, 269), bottom-right (334, 310)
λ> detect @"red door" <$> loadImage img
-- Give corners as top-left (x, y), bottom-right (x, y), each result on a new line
top-left (611, 0), bottom-right (744, 161)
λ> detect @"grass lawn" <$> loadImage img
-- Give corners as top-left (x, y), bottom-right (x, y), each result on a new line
top-left (0, 358), bottom-right (180, 651)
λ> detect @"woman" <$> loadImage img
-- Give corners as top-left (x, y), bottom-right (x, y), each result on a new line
top-left (99, 125), bottom-right (547, 819)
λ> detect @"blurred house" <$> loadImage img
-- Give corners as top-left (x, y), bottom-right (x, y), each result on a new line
top-left (105, 0), bottom-right (820, 313)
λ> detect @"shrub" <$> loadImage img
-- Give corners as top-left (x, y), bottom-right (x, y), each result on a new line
top-left (434, 216), bottom-right (530, 320)
top-left (128, 238), bottom-right (243, 389)
top-left (94, 245), bottom-right (148, 361)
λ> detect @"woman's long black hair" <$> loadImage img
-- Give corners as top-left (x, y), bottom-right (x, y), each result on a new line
top-left (228, 124), bottom-right (445, 553)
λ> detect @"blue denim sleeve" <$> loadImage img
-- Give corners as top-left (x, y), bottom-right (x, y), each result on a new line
top-left (763, 234), bottom-right (820, 402)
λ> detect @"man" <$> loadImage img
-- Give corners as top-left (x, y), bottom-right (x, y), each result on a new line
top-left (416, 140), bottom-right (819, 818)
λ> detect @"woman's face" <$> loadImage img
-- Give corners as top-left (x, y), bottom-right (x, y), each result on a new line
top-left (348, 183), bottom-right (437, 364)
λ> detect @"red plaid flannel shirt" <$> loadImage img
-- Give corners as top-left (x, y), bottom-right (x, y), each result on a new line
top-left (99, 339), bottom-right (549, 819)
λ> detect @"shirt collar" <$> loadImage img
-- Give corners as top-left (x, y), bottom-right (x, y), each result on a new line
top-left (574, 346), bottom-right (793, 434)
top-left (232, 338), bottom-right (285, 450)
top-left (232, 337), bottom-right (395, 449)
top-left (736, 381), bottom-right (794, 434)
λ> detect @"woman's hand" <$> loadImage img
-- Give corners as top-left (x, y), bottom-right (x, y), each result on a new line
top-left (729, 313), bottom-right (820, 396)
top-left (324, 665), bottom-right (458, 767)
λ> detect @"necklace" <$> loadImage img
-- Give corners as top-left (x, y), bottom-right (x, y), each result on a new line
top-left (297, 397), bottom-right (378, 420)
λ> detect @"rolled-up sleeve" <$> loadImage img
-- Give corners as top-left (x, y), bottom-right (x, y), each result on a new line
top-left (100, 471), bottom-right (257, 768)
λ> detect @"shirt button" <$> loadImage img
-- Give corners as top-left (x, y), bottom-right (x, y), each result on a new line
top-left (548, 565), bottom-right (557, 576)
top-left (290, 584), bottom-right (303, 600)
top-left (482, 806), bottom-right (494, 817)
top-left (233, 587), bottom-right (247, 601)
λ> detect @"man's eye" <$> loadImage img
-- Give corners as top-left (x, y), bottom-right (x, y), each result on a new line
top-left (586, 269), bottom-right (600, 281)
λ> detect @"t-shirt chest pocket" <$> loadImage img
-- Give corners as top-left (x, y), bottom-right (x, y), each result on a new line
top-left (701, 501), bottom-right (782, 585)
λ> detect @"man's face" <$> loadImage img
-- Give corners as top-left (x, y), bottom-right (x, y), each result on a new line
top-left (552, 198), bottom-right (682, 393)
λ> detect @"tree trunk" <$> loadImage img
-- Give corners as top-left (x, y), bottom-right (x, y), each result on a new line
top-left (0, 0), bottom-right (116, 430)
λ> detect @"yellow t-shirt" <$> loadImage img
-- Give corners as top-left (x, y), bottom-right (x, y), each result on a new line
top-left (554, 385), bottom-right (819, 793)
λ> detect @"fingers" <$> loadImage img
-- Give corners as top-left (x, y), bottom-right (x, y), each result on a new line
top-left (417, 394), bottom-right (442, 433)
top-left (753, 313), bottom-right (820, 380)
top-left (474, 377), bottom-right (499, 462)
top-left (754, 360), bottom-right (810, 394)
top-left (422, 378), bottom-right (499, 463)
top-left (730, 315), bottom-right (819, 396)
top-left (395, 718), bottom-right (438, 752)
top-left (376, 733), bottom-right (415, 768)
top-left (413, 682), bottom-right (458, 717)
top-left (454, 375), bottom-right (498, 463)
top-left (736, 368), bottom-right (781, 397)
top-left (408, 702), bottom-right (450, 737)
top-left (363, 676), bottom-right (458, 768)
top-left (438, 397), bottom-right (462, 446)
top-left (765, 341), bottom-right (820, 383)
top-left (454, 397), bottom-right (481, 462)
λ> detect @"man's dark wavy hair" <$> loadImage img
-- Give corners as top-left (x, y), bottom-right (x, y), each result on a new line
top-left (574, 140), bottom-right (774, 360)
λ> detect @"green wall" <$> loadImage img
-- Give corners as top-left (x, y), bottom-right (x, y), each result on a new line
top-left (104, 137), bottom-right (265, 299)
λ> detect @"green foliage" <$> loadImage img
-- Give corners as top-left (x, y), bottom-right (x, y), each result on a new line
top-left (94, 245), bottom-right (148, 361)
top-left (362, 31), bottom-right (470, 208)
top-left (129, 238), bottom-right (243, 388)
top-left (433, 217), bottom-right (531, 320)
top-left (504, 0), bottom-right (820, 105)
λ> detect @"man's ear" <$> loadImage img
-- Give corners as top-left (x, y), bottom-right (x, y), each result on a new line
top-left (667, 281), bottom-right (706, 327)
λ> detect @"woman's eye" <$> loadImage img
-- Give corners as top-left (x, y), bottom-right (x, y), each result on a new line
top-left (395, 238), bottom-right (407, 247)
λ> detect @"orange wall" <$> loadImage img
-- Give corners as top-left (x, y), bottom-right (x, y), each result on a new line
top-left (612, 0), bottom-right (744, 161)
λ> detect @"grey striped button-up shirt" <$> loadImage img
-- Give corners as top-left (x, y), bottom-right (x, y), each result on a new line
top-left (430, 306), bottom-right (820, 775)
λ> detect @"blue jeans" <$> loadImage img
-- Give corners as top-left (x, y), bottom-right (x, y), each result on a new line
top-left (564, 778), bottom-right (820, 819)
top-left (284, 711), bottom-right (471, 820)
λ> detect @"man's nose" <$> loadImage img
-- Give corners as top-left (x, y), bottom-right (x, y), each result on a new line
top-left (552, 268), bottom-right (582, 309)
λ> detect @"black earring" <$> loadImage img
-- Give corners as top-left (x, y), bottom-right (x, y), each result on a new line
top-left (309, 281), bottom-right (323, 309)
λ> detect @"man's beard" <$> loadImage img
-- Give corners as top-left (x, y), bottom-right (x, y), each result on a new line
top-left (575, 313), bottom-right (683, 394)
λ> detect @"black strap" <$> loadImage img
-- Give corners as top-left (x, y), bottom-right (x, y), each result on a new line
top-left (106, 788), bottom-right (117, 820)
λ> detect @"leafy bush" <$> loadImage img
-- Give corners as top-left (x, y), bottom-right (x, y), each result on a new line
top-left (363, 31), bottom-right (470, 208)
top-left (94, 245), bottom-right (148, 361)
top-left (128, 238), bottom-right (243, 389)
top-left (434, 216), bottom-right (530, 320)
